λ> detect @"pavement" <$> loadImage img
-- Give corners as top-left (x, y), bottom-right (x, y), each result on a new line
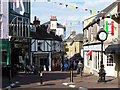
top-left (2, 71), bottom-right (120, 90)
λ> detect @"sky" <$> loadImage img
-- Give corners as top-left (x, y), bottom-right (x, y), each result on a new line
top-left (31, 0), bottom-right (117, 37)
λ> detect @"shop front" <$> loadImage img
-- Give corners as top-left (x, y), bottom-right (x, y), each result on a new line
top-left (83, 44), bottom-right (103, 75)
top-left (52, 51), bottom-right (63, 71)
top-left (10, 37), bottom-right (31, 67)
top-left (105, 44), bottom-right (120, 77)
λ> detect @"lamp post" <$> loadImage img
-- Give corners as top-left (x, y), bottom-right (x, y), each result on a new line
top-left (69, 39), bottom-right (74, 83)
top-left (97, 29), bottom-right (107, 82)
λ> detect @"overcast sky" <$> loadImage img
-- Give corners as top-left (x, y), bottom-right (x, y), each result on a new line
top-left (31, 0), bottom-right (117, 37)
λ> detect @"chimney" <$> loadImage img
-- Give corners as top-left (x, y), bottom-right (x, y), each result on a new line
top-left (50, 16), bottom-right (57, 21)
top-left (33, 16), bottom-right (40, 25)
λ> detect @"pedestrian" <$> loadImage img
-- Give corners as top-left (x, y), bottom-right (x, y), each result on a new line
top-left (64, 62), bottom-right (68, 71)
top-left (77, 60), bottom-right (83, 76)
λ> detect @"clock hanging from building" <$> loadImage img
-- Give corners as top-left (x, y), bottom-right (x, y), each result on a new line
top-left (97, 28), bottom-right (107, 42)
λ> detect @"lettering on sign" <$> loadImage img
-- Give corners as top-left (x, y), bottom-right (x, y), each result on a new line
top-left (13, 0), bottom-right (25, 15)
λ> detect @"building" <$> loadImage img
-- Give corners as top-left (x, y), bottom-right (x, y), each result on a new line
top-left (64, 32), bottom-right (83, 60)
top-left (1, 0), bottom-right (31, 75)
top-left (42, 16), bottom-right (66, 40)
top-left (83, 1), bottom-right (120, 77)
top-left (31, 16), bottom-right (64, 71)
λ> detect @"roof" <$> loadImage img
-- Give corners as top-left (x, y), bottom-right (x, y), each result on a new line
top-left (83, 1), bottom-right (119, 30)
top-left (105, 44), bottom-right (120, 54)
top-left (65, 33), bottom-right (83, 42)
top-left (96, 2), bottom-right (117, 18)
top-left (30, 25), bottom-right (62, 41)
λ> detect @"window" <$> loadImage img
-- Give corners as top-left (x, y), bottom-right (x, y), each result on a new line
top-left (24, 1), bottom-right (30, 13)
top-left (88, 27), bottom-right (91, 41)
top-left (2, 50), bottom-right (7, 63)
top-left (85, 51), bottom-right (90, 66)
top-left (93, 52), bottom-right (97, 69)
top-left (38, 41), bottom-right (42, 51)
top-left (107, 54), bottom-right (113, 66)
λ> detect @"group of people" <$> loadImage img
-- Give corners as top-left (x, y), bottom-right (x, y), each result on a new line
top-left (63, 60), bottom-right (84, 76)
top-left (25, 64), bottom-right (35, 74)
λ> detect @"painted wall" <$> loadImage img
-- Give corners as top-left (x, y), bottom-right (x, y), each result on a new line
top-left (1, 1), bottom-right (9, 39)
top-left (65, 41), bottom-right (82, 59)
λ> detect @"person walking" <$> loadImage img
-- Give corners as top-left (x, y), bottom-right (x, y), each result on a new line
top-left (77, 60), bottom-right (83, 76)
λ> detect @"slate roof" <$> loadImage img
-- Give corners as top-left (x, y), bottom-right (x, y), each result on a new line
top-left (65, 33), bottom-right (83, 42)
top-left (83, 1), bottom-right (119, 30)
top-left (30, 25), bottom-right (62, 41)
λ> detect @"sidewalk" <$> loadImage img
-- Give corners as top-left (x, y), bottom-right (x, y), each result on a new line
top-left (2, 71), bottom-right (119, 90)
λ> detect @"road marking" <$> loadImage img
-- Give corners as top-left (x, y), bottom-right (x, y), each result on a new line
top-left (15, 81), bottom-right (19, 84)
top-left (62, 83), bottom-right (68, 85)
top-left (69, 85), bottom-right (76, 88)
top-left (10, 83), bottom-right (15, 87)
top-left (5, 86), bottom-right (11, 89)
top-left (79, 87), bottom-right (88, 90)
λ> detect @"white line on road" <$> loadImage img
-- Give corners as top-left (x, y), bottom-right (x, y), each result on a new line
top-left (62, 83), bottom-right (68, 85)
top-left (79, 87), bottom-right (88, 90)
top-left (69, 85), bottom-right (76, 88)
top-left (15, 81), bottom-right (19, 84)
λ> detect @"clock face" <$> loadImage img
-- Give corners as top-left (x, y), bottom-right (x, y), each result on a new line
top-left (98, 31), bottom-right (107, 41)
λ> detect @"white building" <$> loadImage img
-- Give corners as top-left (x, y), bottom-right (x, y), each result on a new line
top-left (83, 1), bottom-right (120, 77)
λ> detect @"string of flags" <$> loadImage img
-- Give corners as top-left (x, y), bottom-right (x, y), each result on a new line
top-left (51, 2), bottom-right (100, 15)
top-left (33, 0), bottom-right (100, 15)
top-left (65, 20), bottom-right (81, 26)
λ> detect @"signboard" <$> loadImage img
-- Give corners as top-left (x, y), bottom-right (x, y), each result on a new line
top-left (13, 0), bottom-right (25, 15)
top-left (84, 44), bottom-right (103, 51)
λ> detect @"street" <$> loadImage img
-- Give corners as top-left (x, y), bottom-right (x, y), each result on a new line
top-left (2, 71), bottom-right (119, 90)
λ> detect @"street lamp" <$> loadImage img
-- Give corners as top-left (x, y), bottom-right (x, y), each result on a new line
top-left (70, 40), bottom-right (74, 83)
top-left (97, 28), bottom-right (107, 82)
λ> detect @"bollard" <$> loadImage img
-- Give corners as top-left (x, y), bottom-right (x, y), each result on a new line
top-left (40, 72), bottom-right (43, 85)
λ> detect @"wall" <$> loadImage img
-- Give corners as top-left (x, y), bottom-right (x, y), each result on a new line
top-left (1, 1), bottom-right (9, 39)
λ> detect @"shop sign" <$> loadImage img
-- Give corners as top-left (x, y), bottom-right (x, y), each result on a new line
top-left (13, 0), bottom-right (25, 15)
top-left (84, 44), bottom-right (102, 51)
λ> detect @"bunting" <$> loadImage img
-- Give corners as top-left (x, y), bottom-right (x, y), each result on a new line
top-left (65, 20), bottom-right (81, 26)
top-left (111, 21), bottom-right (114, 36)
top-left (45, 1), bottom-right (100, 15)
top-left (71, 5), bottom-right (75, 11)
top-left (34, 1), bottom-right (120, 17)
top-left (105, 21), bottom-right (108, 34)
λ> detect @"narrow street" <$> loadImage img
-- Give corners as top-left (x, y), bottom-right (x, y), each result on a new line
top-left (2, 71), bottom-right (119, 90)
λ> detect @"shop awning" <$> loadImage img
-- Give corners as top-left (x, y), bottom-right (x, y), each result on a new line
top-left (105, 44), bottom-right (120, 54)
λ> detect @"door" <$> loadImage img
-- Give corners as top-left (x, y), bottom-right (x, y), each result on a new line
top-left (105, 54), bottom-right (115, 76)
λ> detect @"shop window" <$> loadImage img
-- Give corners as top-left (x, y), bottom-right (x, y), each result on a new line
top-left (93, 52), bottom-right (97, 69)
top-left (2, 50), bottom-right (7, 63)
top-left (107, 54), bottom-right (113, 66)
top-left (38, 42), bottom-right (42, 51)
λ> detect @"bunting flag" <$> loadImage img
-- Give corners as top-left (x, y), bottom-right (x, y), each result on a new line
top-left (105, 21), bottom-right (108, 34)
top-left (71, 5), bottom-right (75, 11)
top-left (93, 10), bottom-right (97, 15)
top-left (85, 8), bottom-right (88, 11)
top-left (109, 13), bottom-right (112, 18)
top-left (111, 21), bottom-right (114, 36)
top-left (46, 1), bottom-right (100, 15)
top-left (87, 50), bottom-right (92, 56)
top-left (65, 20), bottom-right (81, 26)
top-left (65, 4), bottom-right (68, 7)
top-left (90, 10), bottom-right (92, 14)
